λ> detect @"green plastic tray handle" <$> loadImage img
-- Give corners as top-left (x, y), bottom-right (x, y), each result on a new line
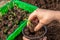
top-left (7, 20), bottom-right (28, 40)
top-left (14, 1), bottom-right (38, 13)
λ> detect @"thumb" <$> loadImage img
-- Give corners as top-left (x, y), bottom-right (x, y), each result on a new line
top-left (34, 22), bottom-right (44, 31)
top-left (23, 36), bottom-right (30, 40)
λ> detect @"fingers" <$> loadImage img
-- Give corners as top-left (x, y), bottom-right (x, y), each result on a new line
top-left (23, 36), bottom-right (30, 40)
top-left (27, 12), bottom-right (37, 27)
top-left (34, 18), bottom-right (48, 31)
top-left (28, 11), bottom-right (37, 21)
top-left (34, 22), bottom-right (44, 31)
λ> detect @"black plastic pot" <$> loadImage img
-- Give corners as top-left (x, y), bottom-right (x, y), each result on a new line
top-left (22, 26), bottom-right (47, 40)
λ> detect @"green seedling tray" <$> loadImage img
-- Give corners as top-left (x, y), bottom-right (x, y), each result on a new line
top-left (0, 1), bottom-right (38, 40)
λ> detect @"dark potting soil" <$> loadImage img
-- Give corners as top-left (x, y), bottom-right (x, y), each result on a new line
top-left (15, 20), bottom-right (60, 40)
top-left (0, 6), bottom-right (29, 40)
top-left (23, 27), bottom-right (45, 40)
top-left (20, 21), bottom-right (60, 40)
top-left (23, 17), bottom-right (45, 40)
top-left (22, 0), bottom-right (60, 10)
top-left (46, 20), bottom-right (60, 40)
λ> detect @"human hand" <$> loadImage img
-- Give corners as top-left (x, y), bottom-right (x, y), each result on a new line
top-left (28, 8), bottom-right (60, 31)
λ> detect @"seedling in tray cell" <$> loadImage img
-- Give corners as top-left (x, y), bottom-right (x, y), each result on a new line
top-left (0, 6), bottom-right (30, 40)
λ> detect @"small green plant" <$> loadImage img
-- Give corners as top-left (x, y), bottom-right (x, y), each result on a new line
top-left (27, 20), bottom-right (34, 32)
